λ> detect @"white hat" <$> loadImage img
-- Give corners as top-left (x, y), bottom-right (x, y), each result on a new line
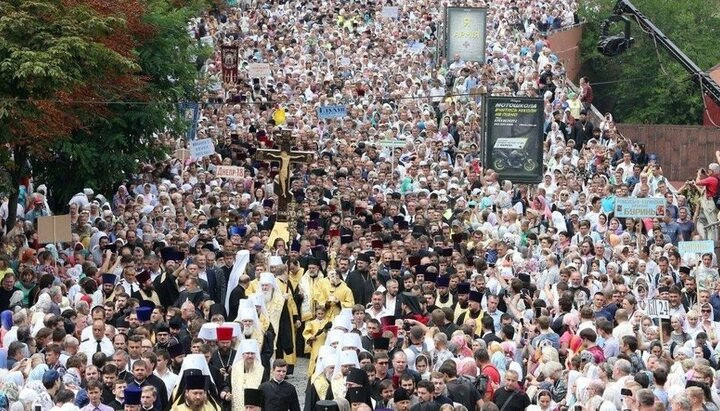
top-left (198, 323), bottom-right (218, 341)
top-left (239, 339), bottom-right (259, 355)
top-left (339, 350), bottom-right (359, 366)
top-left (333, 315), bottom-right (352, 332)
top-left (259, 272), bottom-right (275, 285)
top-left (340, 333), bottom-right (362, 350)
top-left (268, 256), bottom-right (284, 266)
top-left (322, 354), bottom-right (337, 371)
top-left (238, 308), bottom-right (257, 323)
top-left (83, 188), bottom-right (94, 196)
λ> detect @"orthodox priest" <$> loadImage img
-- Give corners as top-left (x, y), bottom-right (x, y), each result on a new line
top-left (226, 340), bottom-right (265, 411)
top-left (316, 271), bottom-right (354, 321)
top-left (304, 354), bottom-right (336, 411)
top-left (209, 327), bottom-right (236, 382)
top-left (259, 270), bottom-right (299, 374)
top-left (455, 290), bottom-right (485, 334)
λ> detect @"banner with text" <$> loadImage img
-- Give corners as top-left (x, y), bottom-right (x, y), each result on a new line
top-left (216, 165), bottom-right (245, 180)
top-left (678, 240), bottom-right (715, 256)
top-left (445, 7), bottom-right (487, 63)
top-left (484, 97), bottom-right (544, 183)
top-left (614, 197), bottom-right (665, 218)
top-left (316, 105), bottom-right (347, 120)
top-left (221, 45), bottom-right (239, 83)
top-left (247, 63), bottom-right (271, 79)
top-left (190, 139), bottom-right (216, 159)
top-left (178, 101), bottom-right (200, 141)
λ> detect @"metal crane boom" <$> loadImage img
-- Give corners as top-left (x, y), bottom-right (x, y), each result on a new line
top-left (607, 0), bottom-right (720, 106)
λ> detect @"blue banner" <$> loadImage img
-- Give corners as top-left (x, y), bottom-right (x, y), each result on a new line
top-left (179, 101), bottom-right (200, 141)
top-left (316, 105), bottom-right (347, 120)
top-left (614, 197), bottom-right (665, 218)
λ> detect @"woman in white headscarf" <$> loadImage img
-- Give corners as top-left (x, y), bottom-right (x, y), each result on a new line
top-left (227, 339), bottom-right (264, 411)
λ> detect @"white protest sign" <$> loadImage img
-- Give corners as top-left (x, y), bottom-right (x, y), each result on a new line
top-left (215, 165), bottom-right (245, 180)
top-left (247, 63), bottom-right (271, 78)
top-left (377, 139), bottom-right (407, 148)
top-left (647, 299), bottom-right (670, 319)
top-left (493, 137), bottom-right (527, 150)
top-left (381, 6), bottom-right (399, 19)
top-left (190, 139), bottom-right (216, 159)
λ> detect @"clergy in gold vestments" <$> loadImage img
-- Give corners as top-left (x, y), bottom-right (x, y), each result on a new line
top-left (298, 259), bottom-right (325, 322)
top-left (302, 306), bottom-right (330, 375)
top-left (228, 340), bottom-right (265, 411)
top-left (265, 267), bottom-right (300, 371)
top-left (316, 271), bottom-right (354, 321)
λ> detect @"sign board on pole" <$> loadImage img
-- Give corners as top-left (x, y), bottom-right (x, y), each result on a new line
top-left (377, 140), bottom-right (407, 148)
top-left (484, 97), bottom-right (544, 183)
top-left (178, 101), bottom-right (200, 141)
top-left (247, 63), bottom-right (271, 79)
top-left (648, 299), bottom-right (670, 319)
top-left (381, 6), bottom-right (399, 19)
top-left (678, 240), bottom-right (715, 256)
top-left (316, 105), bottom-right (347, 120)
top-left (445, 7), bottom-right (487, 63)
top-left (190, 139), bottom-right (216, 159)
top-left (614, 197), bottom-right (665, 218)
top-left (37, 215), bottom-right (72, 244)
top-left (215, 165), bottom-right (245, 180)
top-left (175, 148), bottom-right (190, 163)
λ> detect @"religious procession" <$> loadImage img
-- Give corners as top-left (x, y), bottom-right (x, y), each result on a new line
top-left (0, 0), bottom-right (718, 409)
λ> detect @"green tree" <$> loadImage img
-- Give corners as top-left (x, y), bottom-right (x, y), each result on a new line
top-left (0, 0), bottom-right (138, 229)
top-left (579, 0), bottom-right (720, 124)
top-left (30, 0), bottom-right (209, 209)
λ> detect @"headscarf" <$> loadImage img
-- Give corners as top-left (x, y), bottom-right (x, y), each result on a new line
top-left (1, 311), bottom-right (13, 331)
top-left (452, 335), bottom-right (473, 358)
top-left (29, 364), bottom-right (49, 382)
top-left (491, 351), bottom-right (507, 378)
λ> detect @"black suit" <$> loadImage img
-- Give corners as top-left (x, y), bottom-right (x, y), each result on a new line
top-left (259, 378), bottom-right (301, 411)
top-left (203, 268), bottom-right (228, 304)
top-left (228, 284), bottom-right (247, 321)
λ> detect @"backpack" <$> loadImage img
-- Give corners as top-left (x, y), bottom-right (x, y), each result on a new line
top-left (473, 364), bottom-right (499, 401)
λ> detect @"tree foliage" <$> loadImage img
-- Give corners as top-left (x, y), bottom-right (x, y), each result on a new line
top-left (32, 0), bottom-right (209, 209)
top-left (578, 0), bottom-right (720, 124)
top-left (0, 0), bottom-right (208, 220)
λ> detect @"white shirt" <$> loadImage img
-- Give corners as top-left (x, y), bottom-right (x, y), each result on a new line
top-left (79, 337), bottom-right (115, 364)
top-left (154, 368), bottom-right (179, 400)
top-left (365, 307), bottom-right (391, 321)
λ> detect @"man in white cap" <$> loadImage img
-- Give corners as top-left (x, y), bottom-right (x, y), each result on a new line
top-left (225, 339), bottom-right (264, 411)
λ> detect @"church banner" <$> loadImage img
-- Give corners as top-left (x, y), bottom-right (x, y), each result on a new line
top-left (484, 97), bottom-right (544, 183)
top-left (221, 45), bottom-right (239, 83)
top-left (445, 7), bottom-right (487, 63)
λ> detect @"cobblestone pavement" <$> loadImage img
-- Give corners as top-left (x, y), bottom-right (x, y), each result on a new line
top-left (288, 357), bottom-right (310, 406)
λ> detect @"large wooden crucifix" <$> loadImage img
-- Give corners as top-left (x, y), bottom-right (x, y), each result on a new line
top-left (255, 128), bottom-right (313, 223)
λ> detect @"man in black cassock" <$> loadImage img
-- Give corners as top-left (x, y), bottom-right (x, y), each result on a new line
top-left (345, 252), bottom-right (374, 306)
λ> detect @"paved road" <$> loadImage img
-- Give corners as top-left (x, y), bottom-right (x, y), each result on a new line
top-left (289, 357), bottom-right (311, 406)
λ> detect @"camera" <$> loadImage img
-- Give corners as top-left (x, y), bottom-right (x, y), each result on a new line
top-left (403, 320), bottom-right (411, 332)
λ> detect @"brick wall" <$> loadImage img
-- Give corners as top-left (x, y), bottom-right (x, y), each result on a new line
top-left (617, 124), bottom-right (720, 181)
top-left (547, 24), bottom-right (584, 82)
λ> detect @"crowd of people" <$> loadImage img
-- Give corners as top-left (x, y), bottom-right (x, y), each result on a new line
top-left (0, 0), bottom-right (718, 410)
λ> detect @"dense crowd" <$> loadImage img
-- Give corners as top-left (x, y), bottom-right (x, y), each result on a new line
top-left (0, 0), bottom-right (718, 410)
